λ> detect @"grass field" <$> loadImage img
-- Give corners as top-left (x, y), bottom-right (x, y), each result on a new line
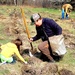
top-left (0, 5), bottom-right (75, 74)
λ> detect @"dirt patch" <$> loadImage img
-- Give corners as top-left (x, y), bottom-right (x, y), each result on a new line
top-left (21, 57), bottom-right (58, 75)
top-left (21, 56), bottom-right (75, 75)
top-left (63, 29), bottom-right (75, 49)
top-left (59, 68), bottom-right (75, 75)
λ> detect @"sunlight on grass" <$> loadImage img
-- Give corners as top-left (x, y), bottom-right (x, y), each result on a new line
top-left (57, 19), bottom-right (75, 35)
top-left (57, 48), bottom-right (75, 73)
top-left (61, 49), bottom-right (75, 64)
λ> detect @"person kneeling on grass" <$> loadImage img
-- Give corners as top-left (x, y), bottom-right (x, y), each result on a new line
top-left (30, 13), bottom-right (66, 62)
top-left (0, 38), bottom-right (27, 64)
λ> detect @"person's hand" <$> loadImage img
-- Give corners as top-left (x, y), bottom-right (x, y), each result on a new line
top-left (29, 38), bottom-right (33, 43)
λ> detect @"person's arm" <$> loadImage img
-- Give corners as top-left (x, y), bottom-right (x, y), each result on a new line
top-left (29, 34), bottom-right (40, 42)
top-left (0, 44), bottom-right (6, 49)
top-left (66, 6), bottom-right (69, 15)
top-left (32, 34), bottom-right (40, 41)
top-left (66, 5), bottom-right (72, 15)
top-left (15, 48), bottom-right (27, 64)
top-left (0, 44), bottom-right (9, 51)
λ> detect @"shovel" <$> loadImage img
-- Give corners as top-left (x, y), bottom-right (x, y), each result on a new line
top-left (20, 7), bottom-right (33, 57)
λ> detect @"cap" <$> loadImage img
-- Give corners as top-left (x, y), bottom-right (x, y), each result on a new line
top-left (30, 13), bottom-right (41, 24)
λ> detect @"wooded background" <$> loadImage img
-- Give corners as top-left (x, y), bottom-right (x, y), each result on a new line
top-left (0, 0), bottom-right (75, 10)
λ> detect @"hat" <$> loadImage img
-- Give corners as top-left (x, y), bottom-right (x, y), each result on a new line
top-left (30, 13), bottom-right (41, 24)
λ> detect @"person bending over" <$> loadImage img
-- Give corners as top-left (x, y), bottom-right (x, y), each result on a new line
top-left (61, 4), bottom-right (73, 19)
top-left (0, 38), bottom-right (27, 64)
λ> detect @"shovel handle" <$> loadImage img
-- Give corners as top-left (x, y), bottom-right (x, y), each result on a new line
top-left (20, 7), bottom-right (30, 39)
top-left (20, 7), bottom-right (33, 50)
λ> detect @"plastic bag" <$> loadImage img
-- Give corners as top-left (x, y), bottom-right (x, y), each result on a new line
top-left (49, 35), bottom-right (67, 56)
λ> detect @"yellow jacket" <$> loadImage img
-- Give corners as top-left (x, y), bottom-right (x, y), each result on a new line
top-left (62, 4), bottom-right (73, 14)
top-left (0, 42), bottom-right (25, 63)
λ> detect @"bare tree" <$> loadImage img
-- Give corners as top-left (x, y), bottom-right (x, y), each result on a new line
top-left (14, 0), bottom-right (17, 5)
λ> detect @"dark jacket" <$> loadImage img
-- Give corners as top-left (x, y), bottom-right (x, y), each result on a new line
top-left (33, 18), bottom-right (62, 41)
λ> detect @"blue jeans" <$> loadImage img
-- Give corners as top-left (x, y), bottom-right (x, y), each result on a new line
top-left (66, 13), bottom-right (69, 19)
top-left (62, 9), bottom-right (65, 19)
top-left (62, 9), bottom-right (69, 19)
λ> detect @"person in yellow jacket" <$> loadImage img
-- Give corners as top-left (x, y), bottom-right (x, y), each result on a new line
top-left (61, 4), bottom-right (73, 19)
top-left (0, 38), bottom-right (27, 64)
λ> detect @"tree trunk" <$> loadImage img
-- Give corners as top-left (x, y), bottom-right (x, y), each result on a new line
top-left (14, 0), bottom-right (17, 5)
